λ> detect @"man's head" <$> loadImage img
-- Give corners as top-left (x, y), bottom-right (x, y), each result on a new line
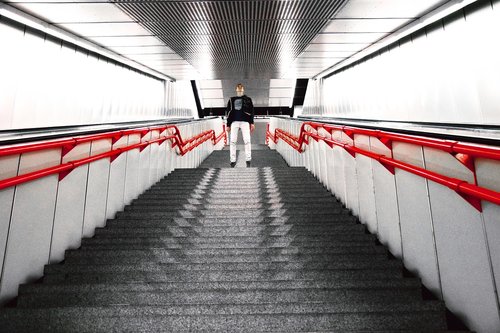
top-left (236, 83), bottom-right (244, 97)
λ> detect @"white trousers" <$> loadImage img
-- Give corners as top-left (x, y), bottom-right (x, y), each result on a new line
top-left (230, 121), bottom-right (251, 162)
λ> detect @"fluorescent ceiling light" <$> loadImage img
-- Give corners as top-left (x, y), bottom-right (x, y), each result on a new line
top-left (0, 3), bottom-right (175, 82)
top-left (314, 0), bottom-right (480, 79)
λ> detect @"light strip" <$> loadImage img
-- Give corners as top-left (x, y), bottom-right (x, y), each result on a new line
top-left (0, 3), bottom-right (175, 82)
top-left (314, 0), bottom-right (480, 79)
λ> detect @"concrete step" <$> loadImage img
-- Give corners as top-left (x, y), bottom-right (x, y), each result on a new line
top-left (65, 246), bottom-right (386, 259)
top-left (115, 209), bottom-right (344, 219)
top-left (151, 182), bottom-right (325, 189)
top-left (17, 285), bottom-right (423, 308)
top-left (81, 235), bottom-right (377, 247)
top-left (0, 302), bottom-right (451, 332)
top-left (93, 225), bottom-right (365, 237)
top-left (138, 192), bottom-right (334, 200)
top-left (19, 278), bottom-right (419, 295)
top-left (63, 252), bottom-right (387, 265)
top-left (126, 202), bottom-right (345, 211)
top-left (131, 196), bottom-right (340, 205)
top-left (105, 216), bottom-right (358, 227)
top-left (145, 186), bottom-right (328, 193)
top-left (43, 267), bottom-right (403, 284)
top-left (44, 259), bottom-right (402, 275)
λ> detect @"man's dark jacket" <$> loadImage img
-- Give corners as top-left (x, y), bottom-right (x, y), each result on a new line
top-left (226, 95), bottom-right (254, 128)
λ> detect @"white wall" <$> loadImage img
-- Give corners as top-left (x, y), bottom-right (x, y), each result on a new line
top-left (269, 117), bottom-right (500, 333)
top-left (0, 17), bottom-right (167, 130)
top-left (166, 80), bottom-right (199, 119)
top-left (302, 0), bottom-right (500, 125)
top-left (0, 118), bottom-right (224, 304)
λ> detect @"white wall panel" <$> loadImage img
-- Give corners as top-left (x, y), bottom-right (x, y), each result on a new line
top-left (476, 158), bottom-right (500, 308)
top-left (428, 179), bottom-right (500, 332)
top-left (370, 138), bottom-right (402, 258)
top-left (393, 142), bottom-right (442, 297)
top-left (105, 136), bottom-right (128, 219)
top-left (332, 131), bottom-right (347, 205)
top-left (0, 149), bottom-right (60, 304)
top-left (268, 118), bottom-right (500, 332)
top-left (424, 147), bottom-right (500, 332)
top-left (0, 155), bottom-right (20, 287)
top-left (354, 135), bottom-right (377, 233)
top-left (470, 1), bottom-right (500, 124)
top-left (139, 142), bottom-right (152, 192)
top-left (341, 134), bottom-right (359, 217)
top-left (82, 139), bottom-right (112, 237)
top-left (149, 130), bottom-right (161, 184)
top-left (304, 2), bottom-right (500, 126)
top-left (123, 134), bottom-right (141, 205)
top-left (0, 19), bottom-right (166, 131)
top-left (0, 20), bottom-right (23, 129)
top-left (49, 143), bottom-right (91, 263)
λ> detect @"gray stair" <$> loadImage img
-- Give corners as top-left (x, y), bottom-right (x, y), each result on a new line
top-left (0, 148), bottom-right (468, 332)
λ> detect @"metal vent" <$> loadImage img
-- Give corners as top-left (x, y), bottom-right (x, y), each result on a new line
top-left (115, 0), bottom-right (348, 79)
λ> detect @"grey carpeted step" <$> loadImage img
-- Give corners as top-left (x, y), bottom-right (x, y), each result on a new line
top-left (63, 251), bottom-right (387, 265)
top-left (44, 259), bottom-right (402, 276)
top-left (93, 224), bottom-right (366, 237)
top-left (105, 216), bottom-right (358, 227)
top-left (131, 196), bottom-right (340, 205)
top-left (65, 246), bottom-right (386, 260)
top-left (126, 202), bottom-right (346, 211)
top-left (0, 306), bottom-right (451, 333)
top-left (79, 240), bottom-right (378, 251)
top-left (43, 267), bottom-right (404, 284)
top-left (1, 160), bottom-right (464, 332)
top-left (19, 278), bottom-right (417, 296)
top-left (115, 209), bottom-right (345, 219)
top-left (9, 299), bottom-right (445, 316)
top-left (138, 191), bottom-right (335, 198)
top-left (17, 285), bottom-right (423, 308)
top-left (80, 234), bottom-right (378, 248)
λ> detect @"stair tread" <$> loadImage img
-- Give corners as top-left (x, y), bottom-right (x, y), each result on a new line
top-left (1, 162), bottom-right (463, 332)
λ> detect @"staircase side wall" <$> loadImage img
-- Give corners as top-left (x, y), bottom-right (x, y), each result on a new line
top-left (0, 118), bottom-right (225, 305)
top-left (269, 116), bottom-right (500, 333)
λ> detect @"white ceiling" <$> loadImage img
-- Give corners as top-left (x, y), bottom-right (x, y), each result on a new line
top-left (4, 0), bottom-right (450, 107)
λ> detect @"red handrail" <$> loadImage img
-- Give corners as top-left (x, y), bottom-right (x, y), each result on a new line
top-left (298, 121), bottom-right (500, 159)
top-left (0, 124), bottom-right (227, 190)
top-left (267, 120), bottom-right (500, 211)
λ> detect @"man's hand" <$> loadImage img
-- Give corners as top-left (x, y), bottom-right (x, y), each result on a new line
top-left (250, 124), bottom-right (255, 132)
top-left (226, 125), bottom-right (231, 132)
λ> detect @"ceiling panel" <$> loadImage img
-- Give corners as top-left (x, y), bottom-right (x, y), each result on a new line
top-left (198, 80), bottom-right (223, 89)
top-left (306, 43), bottom-right (366, 52)
top-left (6, 0), bottom-right (453, 105)
top-left (126, 53), bottom-right (183, 61)
top-left (107, 45), bottom-right (176, 55)
top-left (201, 89), bottom-right (224, 99)
top-left (312, 32), bottom-right (387, 44)
top-left (57, 22), bottom-right (151, 37)
top-left (270, 79), bottom-right (295, 88)
top-left (115, 0), bottom-right (349, 79)
top-left (323, 18), bottom-right (410, 33)
top-left (336, 0), bottom-right (448, 19)
top-left (90, 36), bottom-right (165, 47)
top-left (299, 51), bottom-right (353, 58)
top-left (11, 3), bottom-right (131, 23)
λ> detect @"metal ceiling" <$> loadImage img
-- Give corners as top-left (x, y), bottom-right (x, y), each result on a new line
top-left (3, 0), bottom-right (450, 107)
top-left (115, 0), bottom-right (348, 79)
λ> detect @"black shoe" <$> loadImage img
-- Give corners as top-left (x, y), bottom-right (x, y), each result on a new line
top-left (246, 161), bottom-right (251, 167)
top-left (230, 162), bottom-right (236, 168)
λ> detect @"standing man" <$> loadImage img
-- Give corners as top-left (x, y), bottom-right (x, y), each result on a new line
top-left (226, 83), bottom-right (255, 167)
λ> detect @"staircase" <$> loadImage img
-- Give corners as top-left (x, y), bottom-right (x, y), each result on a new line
top-left (0, 149), bottom-right (469, 332)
